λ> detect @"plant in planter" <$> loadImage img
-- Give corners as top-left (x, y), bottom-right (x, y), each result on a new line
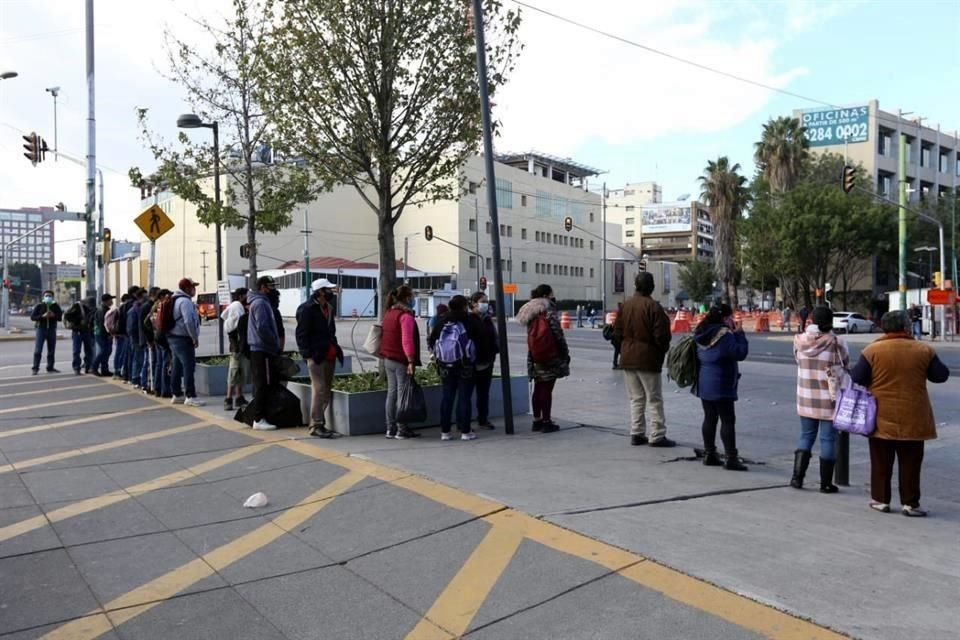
top-left (195, 351), bottom-right (350, 397)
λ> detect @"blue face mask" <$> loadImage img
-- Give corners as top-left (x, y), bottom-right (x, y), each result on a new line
top-left (42, 296), bottom-right (54, 304)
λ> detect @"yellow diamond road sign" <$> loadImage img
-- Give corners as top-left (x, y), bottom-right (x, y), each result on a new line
top-left (135, 204), bottom-right (174, 241)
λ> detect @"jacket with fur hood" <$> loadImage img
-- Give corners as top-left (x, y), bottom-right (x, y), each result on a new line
top-left (516, 297), bottom-right (569, 381)
top-left (793, 324), bottom-right (849, 420)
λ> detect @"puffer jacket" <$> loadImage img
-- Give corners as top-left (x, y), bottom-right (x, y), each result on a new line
top-left (694, 323), bottom-right (748, 401)
top-left (793, 325), bottom-right (849, 420)
top-left (516, 298), bottom-right (569, 381)
top-left (613, 293), bottom-right (671, 372)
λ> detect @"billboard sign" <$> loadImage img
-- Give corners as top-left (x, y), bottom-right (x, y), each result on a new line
top-left (641, 206), bottom-right (691, 234)
top-left (613, 262), bottom-right (625, 294)
top-left (800, 105), bottom-right (869, 147)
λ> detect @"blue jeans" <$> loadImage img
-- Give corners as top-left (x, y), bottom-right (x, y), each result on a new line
top-left (124, 339), bottom-right (135, 381)
top-left (141, 344), bottom-right (155, 389)
top-left (33, 327), bottom-right (57, 371)
top-left (113, 336), bottom-right (127, 376)
top-left (130, 343), bottom-right (145, 387)
top-left (153, 345), bottom-right (169, 394)
top-left (798, 417), bottom-right (836, 461)
top-left (168, 336), bottom-right (197, 398)
top-left (911, 320), bottom-right (922, 339)
top-left (71, 331), bottom-right (94, 372)
top-left (440, 365), bottom-right (475, 434)
top-left (93, 333), bottom-right (113, 374)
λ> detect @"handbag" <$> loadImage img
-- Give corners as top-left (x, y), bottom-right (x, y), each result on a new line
top-left (362, 323), bottom-right (382, 355)
top-left (825, 340), bottom-right (848, 402)
top-left (396, 378), bottom-right (427, 424)
top-left (832, 383), bottom-right (877, 436)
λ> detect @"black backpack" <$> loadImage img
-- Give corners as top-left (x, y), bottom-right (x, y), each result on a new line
top-left (235, 313), bottom-right (250, 356)
top-left (116, 300), bottom-right (131, 336)
top-left (63, 303), bottom-right (83, 330)
top-left (234, 385), bottom-right (304, 428)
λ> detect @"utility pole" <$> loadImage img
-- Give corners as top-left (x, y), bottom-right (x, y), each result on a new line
top-left (403, 235), bottom-right (409, 283)
top-left (302, 207), bottom-right (311, 302)
top-left (474, 192), bottom-right (481, 290)
top-left (84, 0), bottom-right (96, 302)
top-left (472, 0), bottom-right (514, 435)
top-left (200, 251), bottom-right (209, 291)
top-left (601, 182), bottom-right (607, 316)
top-left (96, 169), bottom-right (104, 300)
top-left (898, 121), bottom-right (908, 311)
top-left (45, 86), bottom-right (60, 161)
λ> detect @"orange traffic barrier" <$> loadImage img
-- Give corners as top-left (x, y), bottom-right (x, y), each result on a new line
top-left (560, 311), bottom-right (571, 330)
top-left (671, 309), bottom-right (692, 333)
top-left (605, 311), bottom-right (618, 326)
top-left (734, 311), bottom-right (744, 325)
top-left (754, 313), bottom-right (770, 332)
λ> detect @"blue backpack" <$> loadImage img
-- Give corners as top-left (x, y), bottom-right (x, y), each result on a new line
top-left (434, 321), bottom-right (476, 366)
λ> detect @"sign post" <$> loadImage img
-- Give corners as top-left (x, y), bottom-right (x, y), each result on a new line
top-left (134, 204), bottom-right (175, 289)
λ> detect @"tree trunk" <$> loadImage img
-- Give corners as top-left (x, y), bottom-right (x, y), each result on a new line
top-left (377, 196), bottom-right (398, 321)
top-left (245, 160), bottom-right (258, 287)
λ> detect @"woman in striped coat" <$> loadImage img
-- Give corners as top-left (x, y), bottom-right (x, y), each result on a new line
top-left (791, 306), bottom-right (849, 493)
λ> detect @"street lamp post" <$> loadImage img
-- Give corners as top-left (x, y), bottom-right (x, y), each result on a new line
top-left (45, 86), bottom-right (60, 161)
top-left (177, 114), bottom-right (224, 355)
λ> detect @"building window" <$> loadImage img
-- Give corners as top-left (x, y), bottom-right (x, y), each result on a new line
top-left (500, 224), bottom-right (506, 236)
top-left (522, 261), bottom-right (527, 273)
top-left (590, 240), bottom-right (594, 251)
top-left (625, 230), bottom-right (635, 237)
top-left (535, 230), bottom-right (540, 241)
top-left (521, 194), bottom-right (528, 207)
top-left (589, 212), bottom-right (595, 223)
top-left (495, 178), bottom-right (513, 209)
top-left (553, 234), bottom-right (558, 244)
top-left (469, 256), bottom-right (476, 269)
top-left (507, 225), bottom-right (513, 238)
top-left (625, 206), bottom-right (635, 212)
top-left (507, 259), bottom-right (512, 272)
top-left (590, 268), bottom-right (595, 279)
top-left (878, 130), bottom-right (892, 157)
top-left (921, 146), bottom-right (931, 168)
top-left (535, 263), bottom-right (540, 274)
top-left (877, 171), bottom-right (894, 197)
top-left (624, 217), bottom-right (634, 225)
top-left (521, 228), bottom-right (527, 240)
top-left (486, 258), bottom-right (492, 270)
top-left (469, 218), bottom-right (476, 231)
top-left (486, 221), bottom-right (491, 234)
top-left (469, 181), bottom-right (478, 194)
top-left (939, 152), bottom-right (949, 173)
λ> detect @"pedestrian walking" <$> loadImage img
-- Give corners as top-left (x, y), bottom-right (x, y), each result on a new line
top-left (588, 305), bottom-right (596, 328)
top-left (850, 310), bottom-right (950, 517)
top-left (429, 295), bottom-right (482, 440)
top-left (168, 278), bottom-right (204, 407)
top-left (612, 301), bottom-right (625, 369)
top-left (613, 272), bottom-right (674, 447)
top-left (576, 304), bottom-right (584, 328)
top-left (694, 304), bottom-right (749, 470)
top-left (516, 284), bottom-right (568, 434)
top-left (798, 305), bottom-right (809, 333)
top-left (246, 276), bottom-right (282, 430)
top-left (791, 306), bottom-right (847, 493)
top-left (782, 305), bottom-right (793, 332)
top-left (91, 294), bottom-right (115, 377)
top-left (30, 290), bottom-right (63, 375)
top-left (296, 278), bottom-right (343, 438)
top-left (221, 287), bottom-right (250, 412)
top-left (470, 291), bottom-right (499, 430)
top-left (909, 304), bottom-right (923, 339)
top-left (379, 285), bottom-right (422, 440)
top-left (64, 295), bottom-right (96, 375)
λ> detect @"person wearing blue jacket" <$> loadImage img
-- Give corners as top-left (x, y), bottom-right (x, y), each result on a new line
top-left (246, 275), bottom-right (282, 430)
top-left (126, 289), bottom-right (146, 390)
top-left (694, 303), bottom-right (749, 471)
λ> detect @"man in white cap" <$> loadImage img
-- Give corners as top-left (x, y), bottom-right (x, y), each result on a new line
top-left (295, 277), bottom-right (343, 438)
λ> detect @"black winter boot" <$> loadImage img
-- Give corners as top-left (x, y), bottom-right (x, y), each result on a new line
top-left (819, 458), bottom-right (839, 494)
top-left (723, 450), bottom-right (748, 471)
top-left (790, 450), bottom-right (811, 489)
top-left (702, 448), bottom-right (723, 466)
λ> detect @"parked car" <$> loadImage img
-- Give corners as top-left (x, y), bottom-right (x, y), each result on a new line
top-left (196, 293), bottom-right (220, 322)
top-left (833, 311), bottom-right (875, 334)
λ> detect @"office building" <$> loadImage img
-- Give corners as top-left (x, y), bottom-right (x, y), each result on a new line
top-left (0, 207), bottom-right (56, 267)
top-left (607, 197), bottom-right (714, 264)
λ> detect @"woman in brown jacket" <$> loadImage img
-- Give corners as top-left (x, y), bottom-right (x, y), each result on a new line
top-left (850, 310), bottom-right (949, 517)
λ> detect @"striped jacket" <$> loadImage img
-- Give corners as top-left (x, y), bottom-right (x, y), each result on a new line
top-left (793, 326), bottom-right (849, 420)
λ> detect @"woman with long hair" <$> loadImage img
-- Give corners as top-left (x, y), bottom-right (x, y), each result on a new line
top-left (516, 285), bottom-right (569, 433)
top-left (428, 295), bottom-right (483, 440)
top-left (378, 285), bottom-right (422, 440)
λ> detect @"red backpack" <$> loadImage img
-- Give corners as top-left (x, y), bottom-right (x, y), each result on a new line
top-left (155, 297), bottom-right (176, 335)
top-left (527, 314), bottom-right (558, 364)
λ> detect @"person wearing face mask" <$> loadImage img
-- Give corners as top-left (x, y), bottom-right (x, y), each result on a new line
top-left (296, 278), bottom-right (344, 438)
top-left (30, 290), bottom-right (64, 375)
top-left (168, 278), bottom-right (204, 407)
top-left (379, 285), bottom-right (422, 439)
top-left (516, 284), bottom-right (569, 433)
top-left (469, 291), bottom-right (499, 430)
top-left (246, 275), bottom-right (282, 430)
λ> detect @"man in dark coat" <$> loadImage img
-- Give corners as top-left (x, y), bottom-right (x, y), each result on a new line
top-left (296, 278), bottom-right (343, 438)
top-left (30, 290), bottom-right (63, 375)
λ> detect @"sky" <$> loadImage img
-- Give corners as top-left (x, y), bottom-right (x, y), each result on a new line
top-left (1, 0), bottom-right (959, 265)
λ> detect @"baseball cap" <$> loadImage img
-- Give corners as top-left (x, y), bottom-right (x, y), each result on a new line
top-left (178, 277), bottom-right (199, 291)
top-left (311, 278), bottom-right (336, 293)
top-left (101, 293), bottom-right (116, 302)
top-left (256, 275), bottom-right (276, 288)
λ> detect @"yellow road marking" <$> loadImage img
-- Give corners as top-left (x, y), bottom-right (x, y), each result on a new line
top-left (37, 614), bottom-right (115, 640)
top-left (0, 421), bottom-right (211, 475)
top-left (0, 404), bottom-right (165, 439)
top-left (1, 382), bottom-right (104, 398)
top-left (405, 523), bottom-right (524, 640)
top-left (0, 377), bottom-right (75, 389)
top-left (41, 471), bottom-right (366, 640)
top-left (393, 474), bottom-right (503, 518)
top-left (0, 391), bottom-right (129, 415)
top-left (0, 443), bottom-right (271, 545)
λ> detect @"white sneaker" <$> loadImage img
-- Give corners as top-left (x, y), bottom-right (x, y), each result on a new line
top-left (184, 397), bottom-right (205, 407)
top-left (253, 419), bottom-right (277, 431)
top-left (440, 433), bottom-right (453, 441)
top-left (171, 396), bottom-right (185, 405)
top-left (461, 432), bottom-right (478, 441)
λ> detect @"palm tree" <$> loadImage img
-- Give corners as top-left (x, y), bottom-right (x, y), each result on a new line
top-left (699, 157), bottom-right (749, 306)
top-left (754, 116), bottom-right (809, 193)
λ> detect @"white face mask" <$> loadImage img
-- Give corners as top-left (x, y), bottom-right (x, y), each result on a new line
top-left (477, 303), bottom-right (489, 313)
top-left (42, 296), bottom-right (53, 304)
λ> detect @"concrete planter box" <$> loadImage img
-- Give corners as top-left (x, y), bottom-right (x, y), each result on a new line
top-left (287, 375), bottom-right (529, 436)
top-left (195, 355), bottom-right (352, 397)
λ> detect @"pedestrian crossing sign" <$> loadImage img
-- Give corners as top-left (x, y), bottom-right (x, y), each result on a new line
top-left (134, 204), bottom-right (174, 241)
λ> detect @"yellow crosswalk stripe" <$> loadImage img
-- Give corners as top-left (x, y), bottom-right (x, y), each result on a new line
top-left (0, 377), bottom-right (72, 388)
top-left (39, 471), bottom-right (367, 640)
top-left (0, 391), bottom-right (129, 415)
top-left (1, 382), bottom-right (104, 398)
top-left (0, 404), bottom-right (165, 439)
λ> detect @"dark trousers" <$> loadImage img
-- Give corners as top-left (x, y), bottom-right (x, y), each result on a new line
top-left (71, 331), bottom-right (94, 372)
top-left (869, 438), bottom-right (925, 508)
top-left (92, 333), bottom-right (113, 374)
top-left (130, 343), bottom-right (145, 386)
top-left (33, 327), bottom-right (57, 371)
top-left (249, 351), bottom-right (280, 422)
top-left (474, 364), bottom-right (494, 423)
top-left (613, 342), bottom-right (621, 367)
top-left (114, 336), bottom-right (127, 376)
top-left (531, 379), bottom-right (556, 422)
top-left (701, 399), bottom-right (737, 453)
top-left (440, 366), bottom-right (475, 434)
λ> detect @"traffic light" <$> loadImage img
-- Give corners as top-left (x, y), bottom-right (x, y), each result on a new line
top-left (479, 275), bottom-right (487, 291)
top-left (638, 261), bottom-right (646, 272)
top-left (933, 271), bottom-right (942, 288)
top-left (21, 132), bottom-right (49, 166)
top-left (102, 228), bottom-right (112, 263)
top-left (563, 216), bottom-right (573, 232)
top-left (102, 228), bottom-right (112, 243)
top-left (240, 243), bottom-right (251, 258)
top-left (424, 225), bottom-right (433, 241)
top-left (841, 164), bottom-right (855, 193)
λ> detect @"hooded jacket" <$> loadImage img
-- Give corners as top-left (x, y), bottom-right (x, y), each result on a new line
top-left (612, 293), bottom-right (672, 372)
top-left (694, 322), bottom-right (748, 401)
top-left (516, 297), bottom-right (569, 381)
top-left (168, 289), bottom-right (200, 343)
top-left (793, 324), bottom-right (849, 420)
top-left (246, 291), bottom-right (280, 355)
top-left (295, 297), bottom-right (339, 363)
